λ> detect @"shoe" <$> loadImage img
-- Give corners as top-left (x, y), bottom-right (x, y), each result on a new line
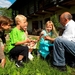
top-left (15, 60), bottom-right (24, 68)
top-left (52, 64), bottom-right (67, 71)
top-left (28, 52), bottom-right (34, 61)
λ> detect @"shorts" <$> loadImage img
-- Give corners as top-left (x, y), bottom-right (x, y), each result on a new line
top-left (0, 42), bottom-right (5, 59)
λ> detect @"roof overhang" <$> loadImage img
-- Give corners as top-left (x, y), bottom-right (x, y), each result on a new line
top-left (8, 0), bottom-right (75, 16)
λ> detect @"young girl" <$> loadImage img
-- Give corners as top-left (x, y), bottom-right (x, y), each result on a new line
top-left (38, 21), bottom-right (58, 59)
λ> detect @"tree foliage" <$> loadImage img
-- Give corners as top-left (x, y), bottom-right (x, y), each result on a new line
top-left (0, 8), bottom-right (12, 18)
top-left (50, 14), bottom-right (60, 29)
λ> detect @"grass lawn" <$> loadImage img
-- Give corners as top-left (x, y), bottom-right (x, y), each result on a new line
top-left (0, 35), bottom-right (75, 75)
top-left (0, 53), bottom-right (75, 75)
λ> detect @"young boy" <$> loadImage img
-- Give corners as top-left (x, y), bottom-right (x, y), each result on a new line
top-left (0, 15), bottom-right (13, 68)
top-left (7, 14), bottom-right (31, 67)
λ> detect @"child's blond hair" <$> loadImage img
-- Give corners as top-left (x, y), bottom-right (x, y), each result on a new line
top-left (15, 14), bottom-right (27, 25)
top-left (45, 21), bottom-right (58, 36)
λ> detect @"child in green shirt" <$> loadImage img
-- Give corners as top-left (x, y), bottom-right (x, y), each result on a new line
top-left (8, 15), bottom-right (31, 67)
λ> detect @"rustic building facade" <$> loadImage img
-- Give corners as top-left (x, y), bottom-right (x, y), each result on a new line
top-left (9, 0), bottom-right (75, 35)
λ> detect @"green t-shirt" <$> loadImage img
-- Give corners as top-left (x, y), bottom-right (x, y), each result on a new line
top-left (7, 27), bottom-right (26, 52)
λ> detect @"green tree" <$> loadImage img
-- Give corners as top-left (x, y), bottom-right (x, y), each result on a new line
top-left (0, 8), bottom-right (12, 18)
top-left (50, 14), bottom-right (60, 29)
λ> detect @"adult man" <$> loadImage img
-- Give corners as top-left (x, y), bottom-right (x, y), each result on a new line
top-left (53, 12), bottom-right (75, 71)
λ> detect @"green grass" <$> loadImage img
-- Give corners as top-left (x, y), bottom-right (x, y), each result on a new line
top-left (1, 36), bottom-right (75, 75)
top-left (0, 53), bottom-right (75, 75)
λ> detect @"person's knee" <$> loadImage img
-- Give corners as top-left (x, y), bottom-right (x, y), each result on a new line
top-left (25, 46), bottom-right (29, 51)
top-left (25, 46), bottom-right (29, 52)
top-left (54, 37), bottom-right (62, 43)
top-left (22, 46), bottom-right (29, 54)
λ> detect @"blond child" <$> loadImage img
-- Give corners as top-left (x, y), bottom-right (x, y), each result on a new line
top-left (7, 15), bottom-right (31, 67)
top-left (24, 22), bottom-right (37, 60)
top-left (38, 21), bottom-right (58, 58)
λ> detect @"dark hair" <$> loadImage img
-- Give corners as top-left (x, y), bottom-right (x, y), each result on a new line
top-left (0, 15), bottom-right (13, 26)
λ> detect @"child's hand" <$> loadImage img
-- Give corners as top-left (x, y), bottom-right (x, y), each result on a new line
top-left (44, 36), bottom-right (51, 40)
top-left (25, 38), bottom-right (31, 43)
top-left (30, 41), bottom-right (36, 47)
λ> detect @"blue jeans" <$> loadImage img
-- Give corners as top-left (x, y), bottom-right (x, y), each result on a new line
top-left (53, 37), bottom-right (75, 66)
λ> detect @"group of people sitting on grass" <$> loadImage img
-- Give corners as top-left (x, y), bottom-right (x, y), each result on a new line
top-left (0, 11), bottom-right (75, 72)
